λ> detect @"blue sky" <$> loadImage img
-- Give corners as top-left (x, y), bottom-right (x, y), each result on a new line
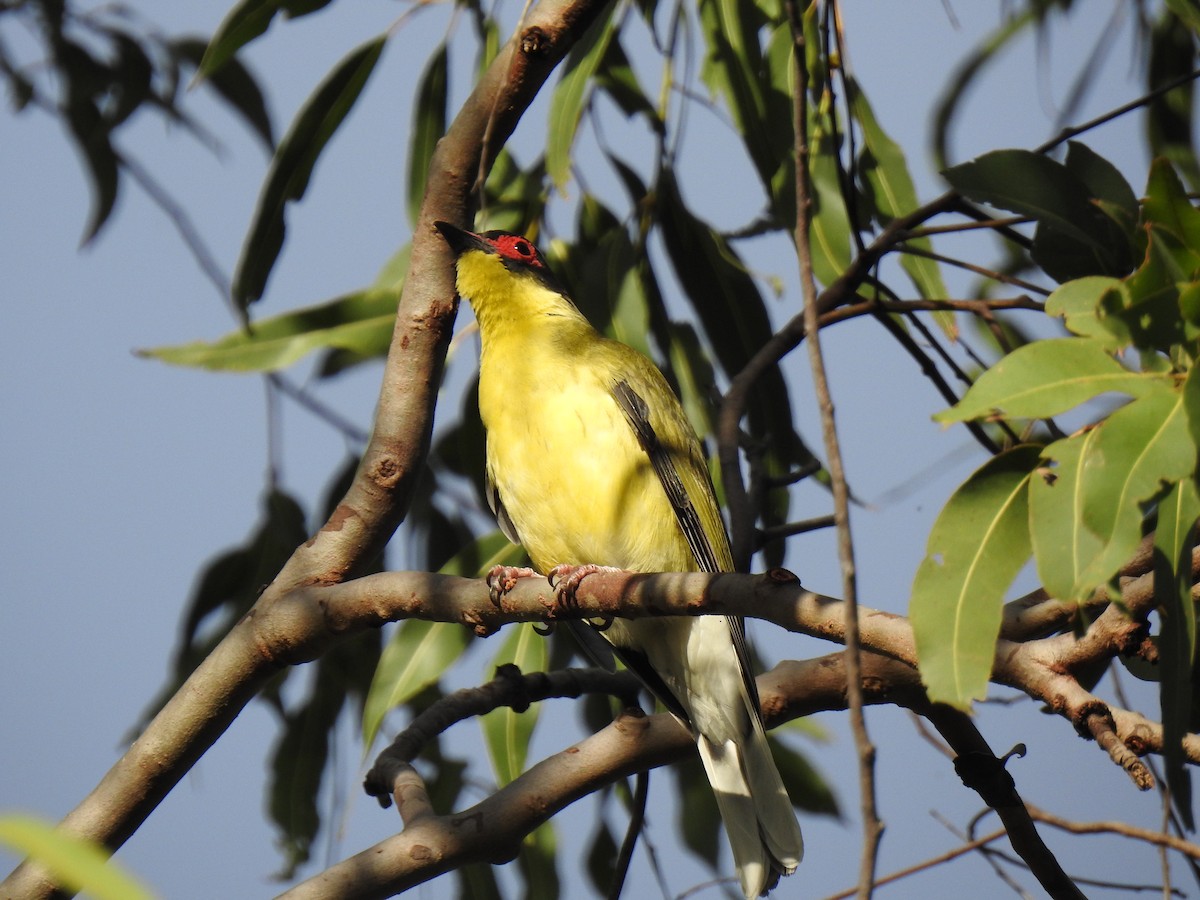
top-left (1, 2), bottom-right (1183, 897)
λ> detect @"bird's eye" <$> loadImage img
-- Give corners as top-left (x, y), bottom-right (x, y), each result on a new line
top-left (514, 240), bottom-right (532, 256)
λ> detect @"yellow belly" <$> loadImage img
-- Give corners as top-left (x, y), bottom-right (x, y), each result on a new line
top-left (481, 348), bottom-right (693, 574)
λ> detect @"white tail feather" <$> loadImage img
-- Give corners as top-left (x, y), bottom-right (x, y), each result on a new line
top-left (696, 726), bottom-right (804, 898)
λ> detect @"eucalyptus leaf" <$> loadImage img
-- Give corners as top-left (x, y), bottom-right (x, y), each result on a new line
top-left (140, 288), bottom-right (400, 372)
top-left (547, 12), bottom-right (616, 191)
top-left (480, 624), bottom-right (548, 786)
top-left (1075, 385), bottom-right (1195, 593)
top-left (197, 0), bottom-right (333, 82)
top-left (0, 815), bottom-right (153, 900)
top-left (911, 446), bottom-right (1041, 709)
top-left (407, 44), bottom-right (448, 227)
top-left (1155, 478), bottom-right (1200, 831)
top-left (934, 337), bottom-right (1164, 423)
top-left (1029, 432), bottom-right (1104, 603)
top-left (233, 35), bottom-right (387, 308)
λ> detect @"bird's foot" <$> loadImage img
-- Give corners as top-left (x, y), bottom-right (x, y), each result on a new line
top-left (485, 565), bottom-right (538, 606)
top-left (547, 564), bottom-right (624, 609)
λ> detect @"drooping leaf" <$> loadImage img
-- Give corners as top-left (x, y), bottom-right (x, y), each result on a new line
top-left (911, 446), bottom-right (1042, 710)
top-left (140, 287), bottom-right (400, 372)
top-left (362, 620), bottom-right (472, 751)
top-left (56, 39), bottom-right (120, 243)
top-left (1144, 157), bottom-right (1200, 251)
top-left (1148, 10), bottom-right (1200, 191)
top-left (595, 38), bottom-right (658, 125)
top-left (767, 735), bottom-right (839, 816)
top-left (232, 35), bottom-right (386, 308)
top-left (943, 149), bottom-right (1134, 281)
top-left (1155, 478), bottom-right (1200, 831)
top-left (480, 624), bottom-right (548, 786)
top-left (170, 37), bottom-right (274, 149)
top-left (655, 169), bottom-right (803, 465)
top-left (407, 43), bottom-right (448, 227)
top-left (585, 820), bottom-right (619, 894)
top-left (0, 815), bottom-right (154, 900)
top-left (1029, 431), bottom-right (1104, 603)
top-left (934, 337), bottom-right (1164, 423)
top-left (197, 0), bottom-right (334, 82)
top-left (361, 530), bottom-right (518, 749)
top-left (697, 0), bottom-right (771, 185)
top-left (806, 116), bottom-right (854, 286)
top-left (269, 671), bottom-right (337, 877)
top-left (1075, 384), bottom-right (1196, 593)
top-left (675, 755), bottom-right (722, 870)
top-left (932, 10), bottom-right (1037, 169)
top-left (848, 77), bottom-right (950, 332)
top-left (547, 11), bottom-right (617, 191)
top-left (515, 823), bottom-right (560, 900)
top-left (945, 150), bottom-right (1104, 243)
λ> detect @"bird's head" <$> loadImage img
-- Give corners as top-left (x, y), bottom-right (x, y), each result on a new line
top-left (434, 222), bottom-right (570, 324)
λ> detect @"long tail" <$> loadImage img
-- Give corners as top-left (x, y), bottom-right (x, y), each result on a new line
top-left (696, 723), bottom-right (804, 899)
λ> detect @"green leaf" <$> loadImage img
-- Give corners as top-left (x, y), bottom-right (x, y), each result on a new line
top-left (1148, 13), bottom-right (1200, 192)
top-left (1045, 276), bottom-right (1129, 348)
top-left (697, 0), bottom-right (771, 184)
top-left (480, 624), bottom-right (548, 785)
top-left (767, 735), bottom-right (838, 816)
top-left (1184, 364), bottom-right (1200, 449)
top-left (806, 117), bottom-right (854, 286)
top-left (1144, 157), bottom-right (1200, 252)
top-left (361, 531), bottom-right (516, 749)
top-left (197, 0), bottom-right (333, 82)
top-left (849, 77), bottom-right (949, 327)
top-left (934, 338), bottom-right (1164, 423)
top-left (943, 150), bottom-right (1097, 246)
top-left (515, 823), bottom-right (560, 900)
top-left (269, 665), bottom-right (342, 877)
top-left (171, 37), bottom-right (274, 149)
top-left (1075, 385), bottom-right (1196, 592)
top-left (656, 169), bottom-right (804, 467)
top-left (595, 38), bottom-right (658, 125)
top-left (1029, 431), bottom-right (1105, 602)
top-left (911, 446), bottom-right (1041, 710)
top-left (944, 149), bottom-right (1134, 280)
top-left (1099, 228), bottom-right (1197, 354)
top-left (1065, 141), bottom-right (1139, 225)
top-left (1155, 478), bottom-right (1200, 831)
top-left (362, 620), bottom-right (471, 751)
top-left (407, 44), bottom-right (448, 227)
top-left (232, 35), bottom-right (386, 307)
top-left (585, 821), bottom-right (619, 894)
top-left (0, 815), bottom-right (154, 900)
top-left (139, 287), bottom-right (400, 372)
top-left (547, 13), bottom-right (617, 191)
top-left (932, 10), bottom-right (1037, 170)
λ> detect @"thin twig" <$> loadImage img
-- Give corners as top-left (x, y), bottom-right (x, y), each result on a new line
top-left (820, 829), bottom-right (1008, 900)
top-left (1035, 67), bottom-right (1200, 155)
top-left (606, 772), bottom-right (648, 900)
top-left (785, 2), bottom-right (881, 895)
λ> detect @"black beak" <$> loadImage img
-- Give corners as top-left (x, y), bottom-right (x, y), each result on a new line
top-left (434, 221), bottom-right (492, 257)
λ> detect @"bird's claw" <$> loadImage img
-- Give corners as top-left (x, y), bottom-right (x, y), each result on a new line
top-left (486, 565), bottom-right (538, 605)
top-left (547, 564), bottom-right (624, 609)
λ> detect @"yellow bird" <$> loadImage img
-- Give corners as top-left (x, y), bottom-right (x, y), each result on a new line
top-left (435, 221), bottom-right (803, 898)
